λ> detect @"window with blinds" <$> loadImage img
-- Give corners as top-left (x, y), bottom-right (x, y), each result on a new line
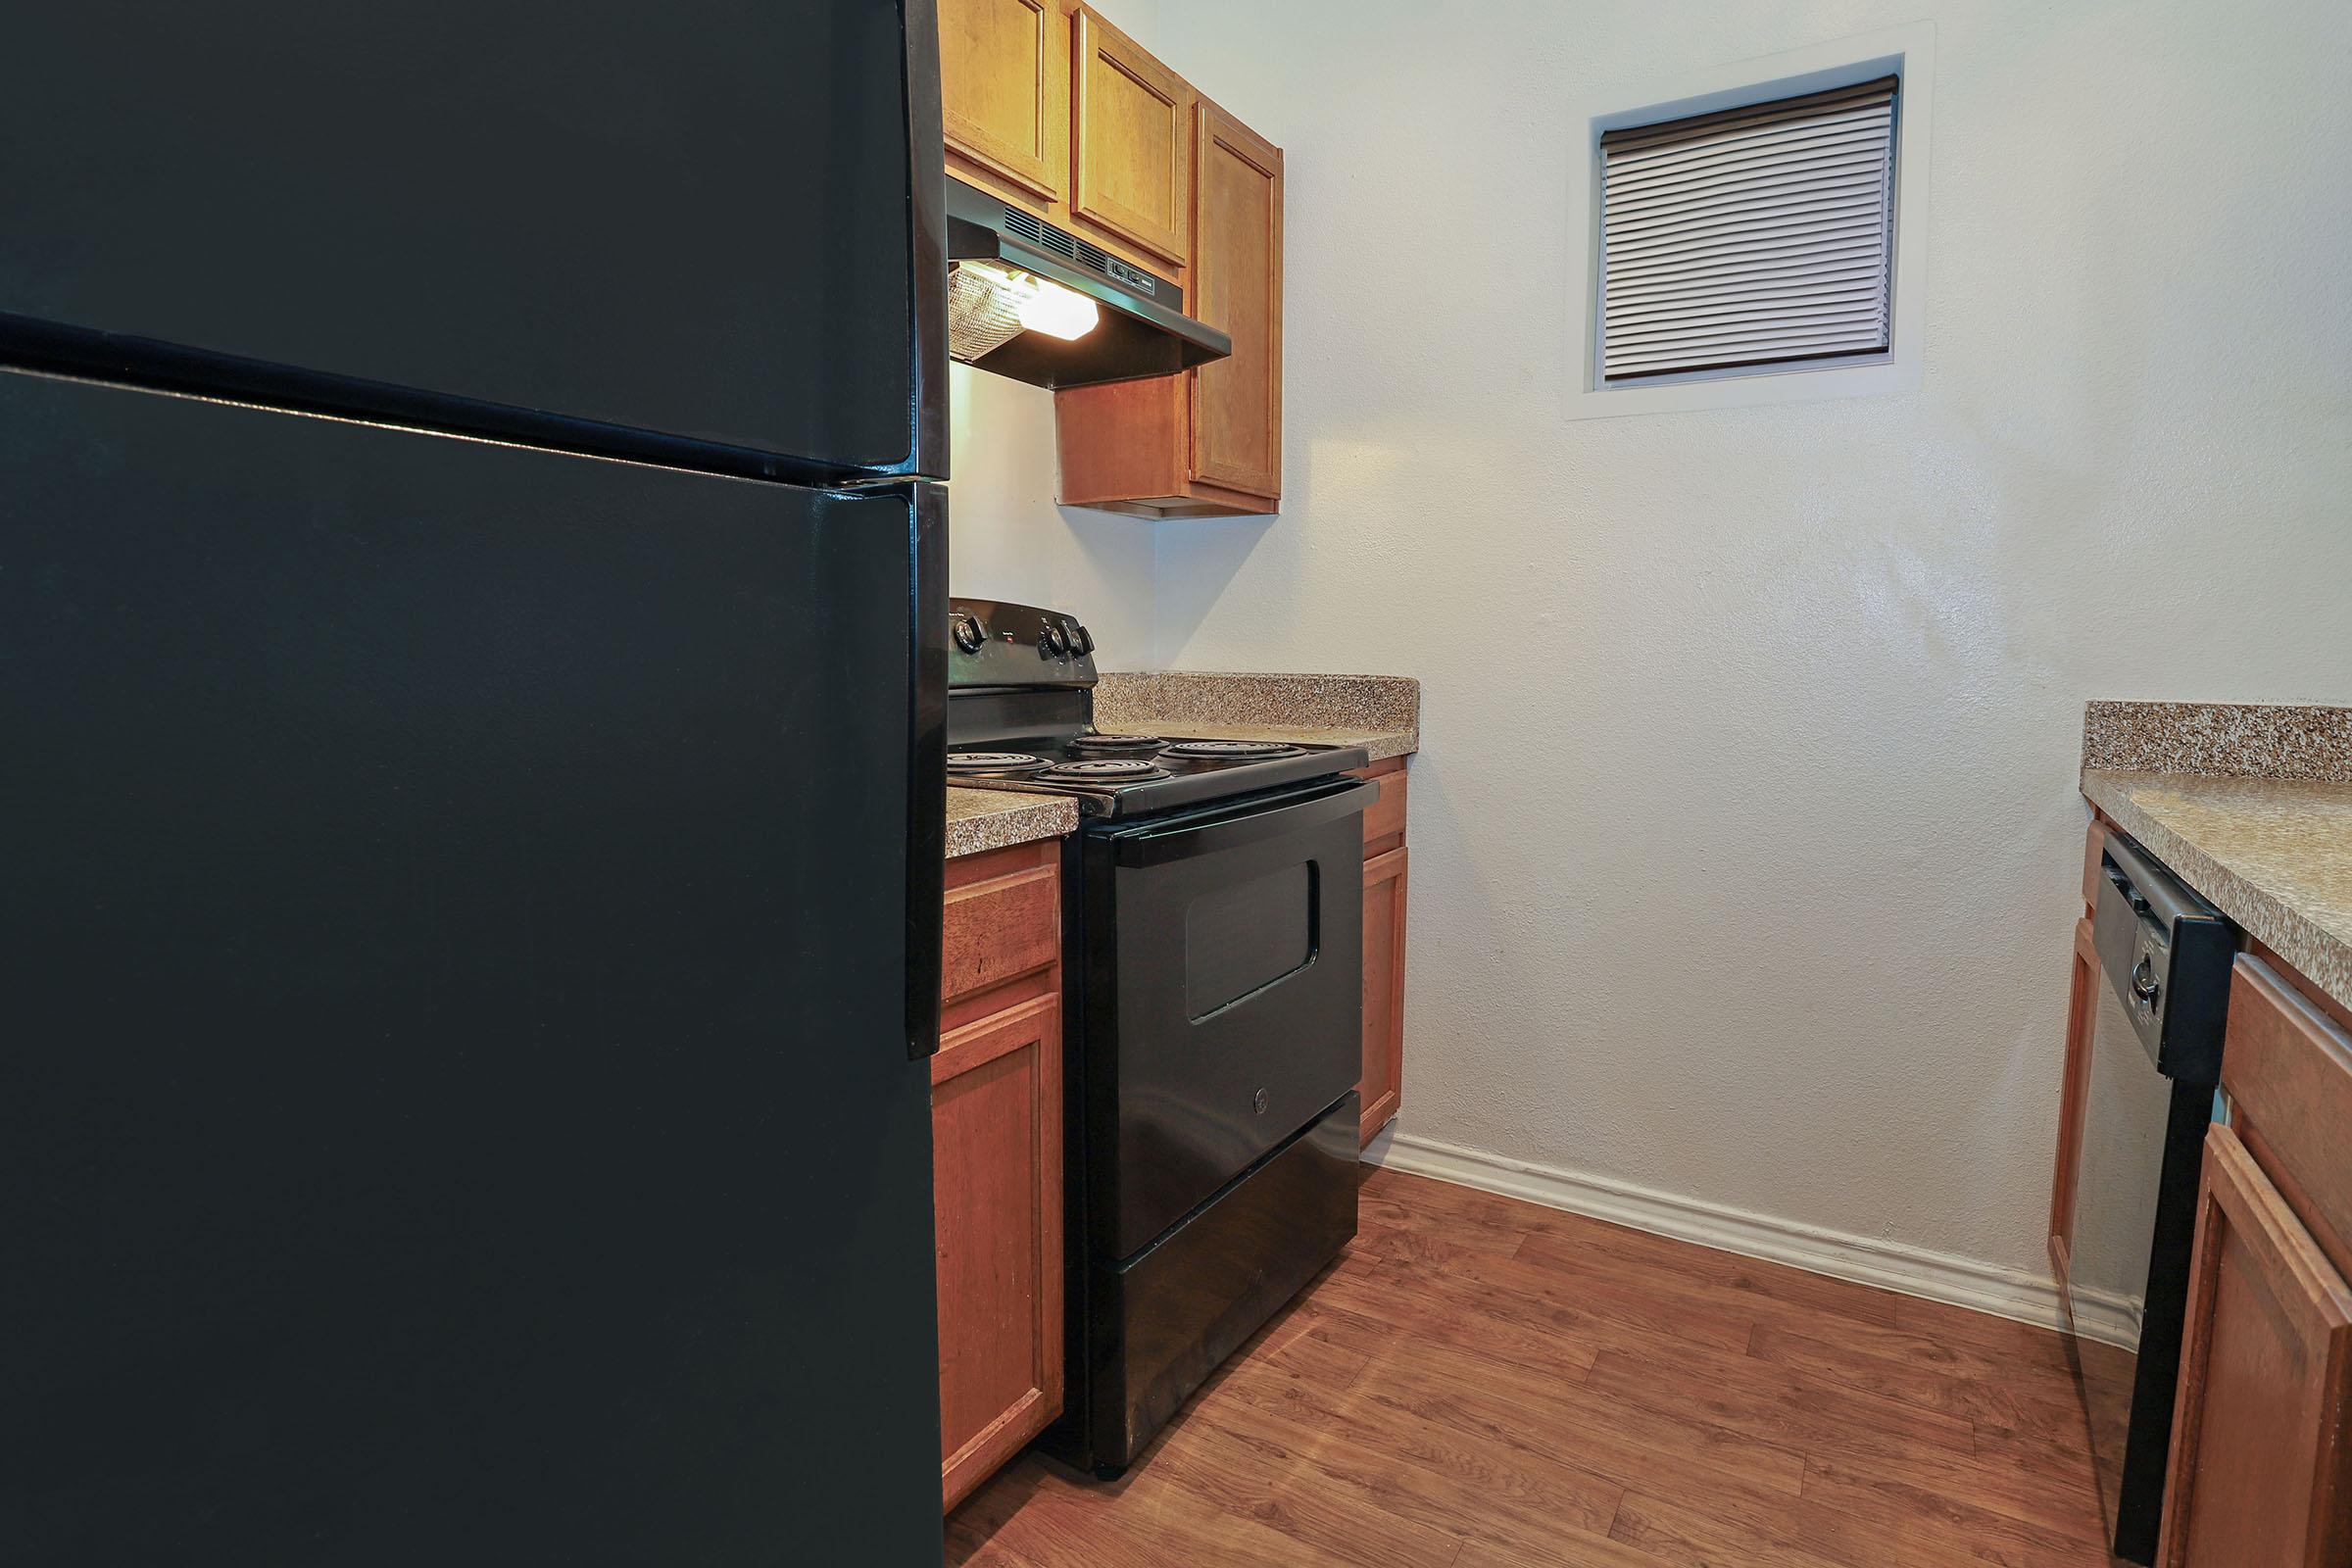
top-left (1598, 76), bottom-right (1898, 382)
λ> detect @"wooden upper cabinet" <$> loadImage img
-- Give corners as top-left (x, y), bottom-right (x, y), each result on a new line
top-left (1054, 90), bottom-right (1285, 518)
top-left (940, 0), bottom-right (1286, 516)
top-left (1190, 101), bottom-right (1283, 498)
top-left (1070, 9), bottom-right (1191, 268)
top-left (940, 0), bottom-right (1069, 205)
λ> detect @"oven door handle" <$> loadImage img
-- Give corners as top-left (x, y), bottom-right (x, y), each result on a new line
top-left (1109, 780), bottom-right (1377, 867)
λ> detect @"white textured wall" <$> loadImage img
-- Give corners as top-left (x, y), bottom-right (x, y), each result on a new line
top-left (946, 365), bottom-right (1157, 668)
top-left (1131, 0), bottom-right (2352, 1276)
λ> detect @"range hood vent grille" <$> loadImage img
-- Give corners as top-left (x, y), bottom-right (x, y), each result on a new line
top-left (1002, 207), bottom-right (1071, 259)
top-left (992, 205), bottom-right (1148, 293)
top-left (1002, 206), bottom-right (1124, 281)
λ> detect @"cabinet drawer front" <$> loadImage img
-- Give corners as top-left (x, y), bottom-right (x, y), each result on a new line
top-left (940, 0), bottom-right (1064, 202)
top-left (2223, 956), bottom-right (2352, 1270)
top-left (2160, 1125), bottom-right (2352, 1566)
top-left (1071, 10), bottom-right (1190, 266)
top-left (1360, 766), bottom-right (1408, 848)
top-left (942, 857), bottom-right (1059, 1004)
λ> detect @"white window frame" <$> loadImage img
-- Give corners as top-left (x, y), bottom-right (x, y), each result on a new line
top-left (1566, 23), bottom-right (1935, 420)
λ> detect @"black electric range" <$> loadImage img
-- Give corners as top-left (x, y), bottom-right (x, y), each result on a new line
top-left (947, 597), bottom-right (1367, 1476)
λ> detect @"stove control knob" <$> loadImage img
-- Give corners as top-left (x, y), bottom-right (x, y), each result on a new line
top-left (951, 612), bottom-right (984, 654)
top-left (1067, 620), bottom-right (1095, 656)
top-left (1039, 623), bottom-right (1069, 659)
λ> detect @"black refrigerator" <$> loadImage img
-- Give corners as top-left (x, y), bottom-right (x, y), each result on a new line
top-left (0, 4), bottom-right (950, 1563)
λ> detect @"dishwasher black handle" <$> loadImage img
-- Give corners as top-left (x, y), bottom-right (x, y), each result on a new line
top-left (1110, 780), bottom-right (1377, 867)
top-left (2105, 834), bottom-right (2202, 936)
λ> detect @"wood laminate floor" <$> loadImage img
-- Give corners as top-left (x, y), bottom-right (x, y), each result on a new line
top-left (949, 1165), bottom-right (2132, 1567)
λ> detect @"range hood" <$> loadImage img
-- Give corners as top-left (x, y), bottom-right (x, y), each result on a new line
top-left (945, 175), bottom-right (1231, 389)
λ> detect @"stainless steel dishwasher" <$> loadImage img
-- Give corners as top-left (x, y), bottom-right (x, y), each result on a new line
top-left (2053, 831), bottom-right (2236, 1564)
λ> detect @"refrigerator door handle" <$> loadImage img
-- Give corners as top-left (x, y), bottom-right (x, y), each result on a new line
top-left (902, 0), bottom-right (949, 481)
top-left (904, 481), bottom-right (948, 1056)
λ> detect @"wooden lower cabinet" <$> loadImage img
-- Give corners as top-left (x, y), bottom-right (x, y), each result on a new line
top-left (2048, 815), bottom-right (2113, 1283)
top-left (2161, 1126), bottom-right (2352, 1565)
top-left (933, 841), bottom-right (1065, 1513)
top-left (1350, 758), bottom-right (1409, 1147)
top-left (2047, 911), bottom-right (2100, 1286)
top-left (2158, 956), bottom-right (2352, 1565)
top-left (1359, 844), bottom-right (1407, 1143)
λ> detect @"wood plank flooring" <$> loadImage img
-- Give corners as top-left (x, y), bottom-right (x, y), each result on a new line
top-left (948, 1165), bottom-right (2133, 1567)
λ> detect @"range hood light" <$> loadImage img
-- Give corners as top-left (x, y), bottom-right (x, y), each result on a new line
top-left (1016, 277), bottom-right (1101, 341)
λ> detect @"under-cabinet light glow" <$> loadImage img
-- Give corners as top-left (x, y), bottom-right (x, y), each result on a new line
top-left (1014, 277), bottom-right (1101, 341)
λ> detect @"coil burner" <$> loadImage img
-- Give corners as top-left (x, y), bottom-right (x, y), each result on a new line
top-left (948, 752), bottom-right (1048, 776)
top-left (1162, 739), bottom-right (1305, 761)
top-left (1036, 758), bottom-right (1172, 783)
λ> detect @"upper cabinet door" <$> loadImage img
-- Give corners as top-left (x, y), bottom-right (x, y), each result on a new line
top-left (940, 0), bottom-right (1066, 204)
top-left (1190, 102), bottom-right (1283, 498)
top-left (1071, 10), bottom-right (1192, 267)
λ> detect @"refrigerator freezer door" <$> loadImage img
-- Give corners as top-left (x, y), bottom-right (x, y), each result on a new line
top-left (0, 371), bottom-right (945, 1567)
top-left (0, 0), bottom-right (946, 484)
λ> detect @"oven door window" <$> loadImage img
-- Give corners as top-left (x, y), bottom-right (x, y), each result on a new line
top-left (1184, 862), bottom-right (1318, 1020)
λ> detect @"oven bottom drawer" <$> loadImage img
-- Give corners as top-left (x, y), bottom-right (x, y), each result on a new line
top-left (1074, 1092), bottom-right (1358, 1474)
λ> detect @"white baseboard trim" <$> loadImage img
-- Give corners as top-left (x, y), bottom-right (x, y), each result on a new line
top-left (1368, 1131), bottom-right (2142, 1350)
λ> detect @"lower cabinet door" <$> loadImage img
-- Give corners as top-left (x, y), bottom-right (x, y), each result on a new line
top-left (932, 993), bottom-right (1063, 1512)
top-left (2159, 1124), bottom-right (2352, 1565)
top-left (1358, 844), bottom-right (1408, 1146)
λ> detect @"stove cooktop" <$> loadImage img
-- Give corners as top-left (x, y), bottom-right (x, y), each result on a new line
top-left (947, 731), bottom-right (1368, 818)
top-left (943, 598), bottom-right (1370, 818)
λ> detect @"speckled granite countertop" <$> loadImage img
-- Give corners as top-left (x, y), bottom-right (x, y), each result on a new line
top-left (946, 789), bottom-right (1076, 858)
top-left (2080, 702), bottom-right (2352, 1004)
top-left (1094, 671), bottom-right (1420, 761)
top-left (2083, 700), bottom-right (2352, 781)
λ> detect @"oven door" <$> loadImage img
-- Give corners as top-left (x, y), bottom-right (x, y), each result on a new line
top-left (1081, 778), bottom-right (1372, 1260)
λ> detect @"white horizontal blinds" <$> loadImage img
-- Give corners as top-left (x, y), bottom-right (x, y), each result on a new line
top-left (1600, 76), bottom-right (1896, 379)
